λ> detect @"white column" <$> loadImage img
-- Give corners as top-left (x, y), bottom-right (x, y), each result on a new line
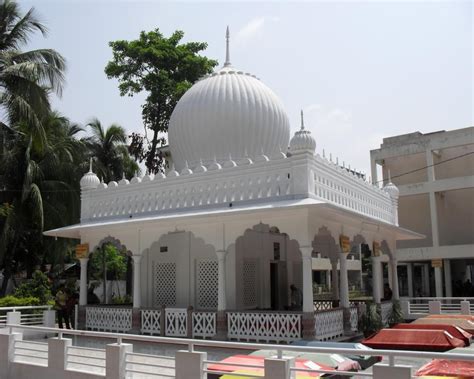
top-left (372, 257), bottom-right (382, 303)
top-left (300, 247), bottom-right (314, 313)
top-left (423, 264), bottom-right (430, 296)
top-left (216, 250), bottom-right (227, 311)
top-left (426, 150), bottom-right (440, 250)
top-left (444, 259), bottom-right (452, 297)
top-left (434, 265), bottom-right (443, 298)
top-left (338, 253), bottom-right (350, 308)
top-left (330, 259), bottom-right (339, 301)
top-left (371, 160), bottom-right (378, 185)
top-left (407, 263), bottom-right (414, 297)
top-left (132, 255), bottom-right (142, 309)
top-left (79, 258), bottom-right (89, 306)
top-left (326, 270), bottom-right (331, 290)
top-left (390, 258), bottom-right (400, 300)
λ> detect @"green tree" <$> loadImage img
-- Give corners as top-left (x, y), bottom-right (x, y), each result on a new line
top-left (13, 270), bottom-right (52, 304)
top-left (105, 29), bottom-right (217, 173)
top-left (0, 112), bottom-right (85, 294)
top-left (90, 243), bottom-right (127, 303)
top-left (84, 118), bottom-right (139, 182)
top-left (0, 0), bottom-right (66, 141)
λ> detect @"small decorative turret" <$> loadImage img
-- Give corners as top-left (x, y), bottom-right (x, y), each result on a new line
top-left (142, 171), bottom-right (154, 182)
top-left (130, 173), bottom-right (141, 184)
top-left (97, 178), bottom-right (108, 190)
top-left (167, 164), bottom-right (180, 177)
top-left (80, 158), bottom-right (100, 191)
top-left (194, 159), bottom-right (208, 173)
top-left (383, 170), bottom-right (400, 225)
top-left (289, 110), bottom-right (316, 155)
top-left (223, 154), bottom-right (237, 168)
top-left (180, 161), bottom-right (193, 175)
top-left (208, 156), bottom-right (222, 171)
top-left (119, 172), bottom-right (130, 185)
top-left (383, 171), bottom-right (400, 199)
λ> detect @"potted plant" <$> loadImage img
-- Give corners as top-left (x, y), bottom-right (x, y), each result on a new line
top-left (358, 301), bottom-right (383, 337)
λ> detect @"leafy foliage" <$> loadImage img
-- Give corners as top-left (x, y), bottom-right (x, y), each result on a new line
top-left (105, 29), bottom-right (217, 173)
top-left (84, 118), bottom-right (139, 182)
top-left (388, 300), bottom-right (404, 326)
top-left (0, 295), bottom-right (41, 307)
top-left (0, 0), bottom-right (66, 142)
top-left (13, 270), bottom-right (52, 304)
top-left (90, 243), bottom-right (127, 281)
top-left (358, 301), bottom-right (384, 337)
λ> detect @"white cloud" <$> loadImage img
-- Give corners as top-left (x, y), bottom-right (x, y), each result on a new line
top-left (236, 17), bottom-right (266, 45)
top-left (235, 16), bottom-right (279, 45)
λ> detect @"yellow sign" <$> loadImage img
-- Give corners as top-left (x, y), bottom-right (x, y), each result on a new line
top-left (75, 243), bottom-right (89, 259)
top-left (431, 259), bottom-right (443, 268)
top-left (339, 235), bottom-right (350, 253)
top-left (372, 241), bottom-right (381, 257)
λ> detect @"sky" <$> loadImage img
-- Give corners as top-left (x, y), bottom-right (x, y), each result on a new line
top-left (22, 0), bottom-right (473, 177)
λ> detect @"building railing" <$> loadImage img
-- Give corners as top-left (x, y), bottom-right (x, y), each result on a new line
top-left (401, 297), bottom-right (474, 319)
top-left (85, 306), bottom-right (133, 332)
top-left (81, 153), bottom-right (397, 226)
top-left (0, 305), bottom-right (54, 329)
top-left (4, 324), bottom-right (474, 379)
top-left (227, 311), bottom-right (302, 343)
top-left (314, 307), bottom-right (344, 340)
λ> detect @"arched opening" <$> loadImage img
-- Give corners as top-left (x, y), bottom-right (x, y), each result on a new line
top-left (312, 226), bottom-right (338, 295)
top-left (140, 230), bottom-right (217, 309)
top-left (350, 234), bottom-right (366, 293)
top-left (231, 222), bottom-right (301, 311)
top-left (88, 237), bottom-right (132, 305)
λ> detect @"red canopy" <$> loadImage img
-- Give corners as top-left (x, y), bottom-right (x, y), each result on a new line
top-left (207, 354), bottom-right (335, 378)
top-left (416, 359), bottom-right (474, 378)
top-left (392, 323), bottom-right (472, 346)
top-left (426, 315), bottom-right (474, 322)
top-left (413, 318), bottom-right (474, 334)
top-left (362, 329), bottom-right (465, 351)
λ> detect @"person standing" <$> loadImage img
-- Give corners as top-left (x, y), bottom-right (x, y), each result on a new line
top-left (290, 284), bottom-right (303, 311)
top-left (55, 284), bottom-right (70, 329)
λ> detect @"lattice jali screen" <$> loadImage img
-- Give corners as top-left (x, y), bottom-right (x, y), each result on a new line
top-left (153, 262), bottom-right (176, 307)
top-left (243, 260), bottom-right (257, 308)
top-left (197, 260), bottom-right (218, 309)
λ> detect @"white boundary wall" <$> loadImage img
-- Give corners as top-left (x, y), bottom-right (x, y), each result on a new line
top-left (1, 324), bottom-right (474, 379)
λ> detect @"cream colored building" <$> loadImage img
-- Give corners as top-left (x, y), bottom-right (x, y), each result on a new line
top-left (371, 127), bottom-right (474, 298)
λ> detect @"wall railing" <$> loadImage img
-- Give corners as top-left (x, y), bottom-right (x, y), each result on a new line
top-left (3, 324), bottom-right (474, 379)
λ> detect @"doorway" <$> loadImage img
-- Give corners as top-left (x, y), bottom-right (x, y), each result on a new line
top-left (270, 261), bottom-right (288, 310)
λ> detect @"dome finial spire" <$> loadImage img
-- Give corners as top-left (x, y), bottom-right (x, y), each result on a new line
top-left (300, 109), bottom-right (305, 130)
top-left (89, 157), bottom-right (93, 173)
top-left (224, 26), bottom-right (231, 67)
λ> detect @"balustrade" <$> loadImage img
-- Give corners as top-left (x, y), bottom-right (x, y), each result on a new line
top-left (314, 308), bottom-right (344, 341)
top-left (227, 311), bottom-right (302, 343)
top-left (85, 306), bottom-right (132, 332)
top-left (165, 308), bottom-right (188, 337)
top-left (81, 153), bottom-right (397, 226)
top-left (192, 311), bottom-right (216, 339)
top-left (141, 309), bottom-right (161, 335)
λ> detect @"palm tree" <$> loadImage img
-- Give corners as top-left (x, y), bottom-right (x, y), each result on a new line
top-left (85, 118), bottom-right (139, 183)
top-left (0, 112), bottom-right (84, 293)
top-left (0, 0), bottom-right (66, 140)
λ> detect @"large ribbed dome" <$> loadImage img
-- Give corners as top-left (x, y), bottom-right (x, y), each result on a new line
top-left (168, 30), bottom-right (290, 171)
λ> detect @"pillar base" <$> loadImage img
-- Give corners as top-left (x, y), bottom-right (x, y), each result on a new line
top-left (77, 306), bottom-right (86, 330)
top-left (342, 307), bottom-right (354, 336)
top-left (302, 312), bottom-right (315, 340)
top-left (131, 308), bottom-right (141, 334)
top-left (214, 310), bottom-right (228, 340)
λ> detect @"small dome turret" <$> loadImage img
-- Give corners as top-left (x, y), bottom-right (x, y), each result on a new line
top-left (289, 110), bottom-right (316, 155)
top-left (383, 171), bottom-right (399, 199)
top-left (119, 173), bottom-right (130, 186)
top-left (80, 158), bottom-right (100, 191)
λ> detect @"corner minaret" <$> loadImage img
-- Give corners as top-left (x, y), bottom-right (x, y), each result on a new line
top-left (80, 158), bottom-right (100, 191)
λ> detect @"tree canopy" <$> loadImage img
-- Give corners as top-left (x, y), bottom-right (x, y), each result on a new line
top-left (105, 29), bottom-right (217, 173)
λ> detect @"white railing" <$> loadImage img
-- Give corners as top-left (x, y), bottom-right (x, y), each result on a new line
top-left (349, 306), bottom-right (358, 332)
top-left (6, 324), bottom-right (474, 379)
top-left (165, 308), bottom-right (188, 337)
top-left (380, 301), bottom-right (393, 326)
top-left (81, 153), bottom-right (397, 226)
top-left (311, 156), bottom-right (394, 224)
top-left (227, 311), bottom-right (302, 343)
top-left (313, 300), bottom-right (335, 311)
top-left (13, 339), bottom-right (48, 367)
top-left (141, 309), bottom-right (161, 335)
top-left (192, 311), bottom-right (216, 339)
top-left (66, 345), bottom-right (105, 375)
top-left (0, 305), bottom-right (53, 328)
top-left (125, 351), bottom-right (175, 378)
top-left (314, 308), bottom-right (344, 341)
top-left (401, 297), bottom-right (474, 319)
top-left (85, 306), bottom-right (132, 332)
